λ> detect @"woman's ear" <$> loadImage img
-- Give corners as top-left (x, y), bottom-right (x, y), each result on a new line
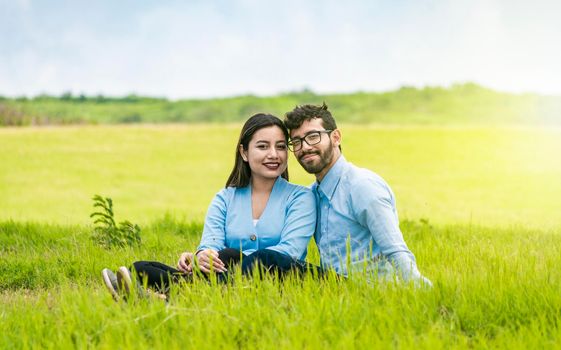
top-left (239, 144), bottom-right (248, 162)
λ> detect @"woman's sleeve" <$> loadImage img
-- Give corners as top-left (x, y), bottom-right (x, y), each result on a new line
top-left (197, 189), bottom-right (229, 252)
top-left (265, 188), bottom-right (316, 260)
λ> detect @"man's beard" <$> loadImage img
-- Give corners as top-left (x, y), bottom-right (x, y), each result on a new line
top-left (297, 143), bottom-right (334, 175)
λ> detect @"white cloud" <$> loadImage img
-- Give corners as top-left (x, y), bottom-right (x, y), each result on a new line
top-left (1, 0), bottom-right (560, 98)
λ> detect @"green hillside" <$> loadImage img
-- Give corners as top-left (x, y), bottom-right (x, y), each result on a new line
top-left (1, 83), bottom-right (560, 126)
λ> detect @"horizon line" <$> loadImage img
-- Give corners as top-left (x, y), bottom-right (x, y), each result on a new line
top-left (2, 81), bottom-right (559, 101)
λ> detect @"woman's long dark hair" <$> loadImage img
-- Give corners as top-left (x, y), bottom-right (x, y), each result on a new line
top-left (226, 113), bottom-right (289, 188)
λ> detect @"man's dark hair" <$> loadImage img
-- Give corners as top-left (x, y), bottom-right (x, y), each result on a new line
top-left (284, 102), bottom-right (338, 131)
top-left (284, 102), bottom-right (341, 151)
top-left (226, 113), bottom-right (289, 187)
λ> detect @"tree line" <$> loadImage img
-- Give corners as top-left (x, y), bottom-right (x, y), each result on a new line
top-left (1, 83), bottom-right (559, 126)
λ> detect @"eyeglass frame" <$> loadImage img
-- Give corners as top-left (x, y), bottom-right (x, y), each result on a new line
top-left (288, 129), bottom-right (334, 152)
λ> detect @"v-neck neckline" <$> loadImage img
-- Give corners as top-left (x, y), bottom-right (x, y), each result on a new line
top-left (249, 177), bottom-right (281, 227)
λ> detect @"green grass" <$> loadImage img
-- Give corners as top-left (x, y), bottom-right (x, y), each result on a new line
top-left (1, 125), bottom-right (560, 228)
top-left (1, 219), bottom-right (560, 348)
top-left (1, 124), bottom-right (560, 348)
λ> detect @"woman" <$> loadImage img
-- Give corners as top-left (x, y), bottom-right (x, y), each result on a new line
top-left (101, 113), bottom-right (316, 300)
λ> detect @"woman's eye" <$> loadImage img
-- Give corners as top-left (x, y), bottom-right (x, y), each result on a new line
top-left (277, 144), bottom-right (287, 150)
top-left (257, 144), bottom-right (267, 150)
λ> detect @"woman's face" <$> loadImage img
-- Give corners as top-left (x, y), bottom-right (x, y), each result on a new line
top-left (241, 125), bottom-right (288, 182)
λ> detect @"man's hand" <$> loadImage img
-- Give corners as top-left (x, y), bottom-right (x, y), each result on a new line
top-left (418, 275), bottom-right (433, 288)
top-left (196, 249), bottom-right (227, 274)
top-left (177, 252), bottom-right (194, 273)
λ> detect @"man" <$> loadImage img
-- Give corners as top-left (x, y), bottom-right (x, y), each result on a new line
top-left (284, 103), bottom-right (431, 285)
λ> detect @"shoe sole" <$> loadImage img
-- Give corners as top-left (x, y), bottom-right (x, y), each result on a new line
top-left (101, 268), bottom-right (120, 301)
top-left (117, 266), bottom-right (133, 296)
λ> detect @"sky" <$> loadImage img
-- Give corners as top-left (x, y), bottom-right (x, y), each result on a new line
top-left (1, 0), bottom-right (561, 99)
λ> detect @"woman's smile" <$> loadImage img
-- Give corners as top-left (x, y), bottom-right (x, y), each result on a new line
top-left (263, 162), bottom-right (280, 170)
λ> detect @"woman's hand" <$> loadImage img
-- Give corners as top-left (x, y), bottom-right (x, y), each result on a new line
top-left (177, 252), bottom-right (194, 273)
top-left (196, 249), bottom-right (227, 274)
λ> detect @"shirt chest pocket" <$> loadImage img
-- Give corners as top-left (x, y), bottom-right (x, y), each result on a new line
top-left (320, 206), bottom-right (362, 245)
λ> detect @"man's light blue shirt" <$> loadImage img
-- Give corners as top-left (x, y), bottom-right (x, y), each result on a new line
top-left (312, 155), bottom-right (426, 282)
top-left (198, 177), bottom-right (316, 260)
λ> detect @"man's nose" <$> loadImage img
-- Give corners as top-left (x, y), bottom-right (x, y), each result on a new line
top-left (300, 140), bottom-right (312, 152)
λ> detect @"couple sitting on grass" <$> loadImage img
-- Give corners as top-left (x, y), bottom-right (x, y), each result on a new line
top-left (102, 103), bottom-right (431, 301)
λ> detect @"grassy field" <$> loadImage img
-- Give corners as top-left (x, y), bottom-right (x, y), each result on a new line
top-left (1, 220), bottom-right (560, 348)
top-left (1, 124), bottom-right (560, 228)
top-left (1, 124), bottom-right (561, 348)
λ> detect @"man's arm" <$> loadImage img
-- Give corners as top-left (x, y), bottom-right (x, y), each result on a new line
top-left (351, 176), bottom-right (431, 285)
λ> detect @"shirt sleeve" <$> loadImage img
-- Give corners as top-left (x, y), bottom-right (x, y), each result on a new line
top-left (197, 189), bottom-right (229, 252)
top-left (351, 176), bottom-right (428, 284)
top-left (265, 188), bottom-right (316, 260)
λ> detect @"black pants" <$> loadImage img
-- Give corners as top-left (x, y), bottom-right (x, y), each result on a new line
top-left (132, 248), bottom-right (329, 293)
top-left (132, 248), bottom-right (242, 292)
top-left (240, 249), bottom-right (329, 278)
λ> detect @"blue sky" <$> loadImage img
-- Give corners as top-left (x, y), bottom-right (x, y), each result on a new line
top-left (2, 0), bottom-right (560, 99)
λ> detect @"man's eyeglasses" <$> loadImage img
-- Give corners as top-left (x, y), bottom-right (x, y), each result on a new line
top-left (288, 130), bottom-right (333, 152)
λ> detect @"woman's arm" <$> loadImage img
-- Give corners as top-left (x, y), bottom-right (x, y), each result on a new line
top-left (185, 189), bottom-right (231, 273)
top-left (197, 189), bottom-right (229, 252)
top-left (265, 188), bottom-right (316, 260)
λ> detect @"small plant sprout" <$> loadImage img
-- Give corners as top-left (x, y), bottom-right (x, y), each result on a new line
top-left (90, 195), bottom-right (141, 248)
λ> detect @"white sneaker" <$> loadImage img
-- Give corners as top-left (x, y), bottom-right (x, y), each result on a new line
top-left (101, 268), bottom-right (120, 301)
top-left (116, 266), bottom-right (134, 297)
top-left (116, 266), bottom-right (167, 301)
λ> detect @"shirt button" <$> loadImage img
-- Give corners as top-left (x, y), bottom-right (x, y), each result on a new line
top-left (250, 234), bottom-right (257, 241)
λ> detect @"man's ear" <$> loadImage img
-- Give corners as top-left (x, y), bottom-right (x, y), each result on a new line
top-left (331, 129), bottom-right (342, 148)
top-left (239, 144), bottom-right (248, 162)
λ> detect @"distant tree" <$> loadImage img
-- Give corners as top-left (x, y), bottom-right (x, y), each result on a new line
top-left (281, 87), bottom-right (316, 98)
top-left (34, 94), bottom-right (56, 101)
top-left (0, 104), bottom-right (27, 126)
top-left (60, 91), bottom-right (73, 101)
top-left (95, 94), bottom-right (106, 103)
top-left (123, 94), bottom-right (140, 103)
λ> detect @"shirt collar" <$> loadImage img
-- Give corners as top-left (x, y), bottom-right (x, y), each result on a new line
top-left (316, 154), bottom-right (348, 200)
